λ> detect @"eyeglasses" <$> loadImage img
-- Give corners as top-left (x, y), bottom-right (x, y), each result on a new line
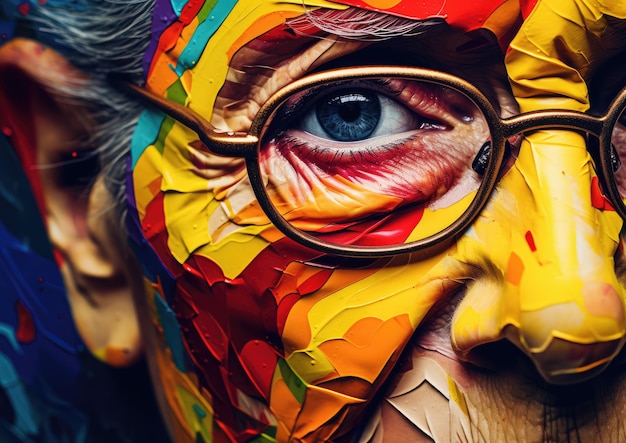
top-left (117, 66), bottom-right (626, 258)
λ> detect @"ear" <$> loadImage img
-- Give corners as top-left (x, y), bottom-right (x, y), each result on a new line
top-left (0, 39), bottom-right (142, 366)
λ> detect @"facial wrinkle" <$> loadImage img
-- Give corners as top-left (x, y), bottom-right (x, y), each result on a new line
top-left (536, 372), bottom-right (626, 443)
top-left (213, 8), bottom-right (511, 133)
top-left (215, 36), bottom-right (370, 131)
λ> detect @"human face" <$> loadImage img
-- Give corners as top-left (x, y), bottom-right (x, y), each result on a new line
top-left (128, 0), bottom-right (626, 441)
top-left (0, 36), bottom-right (165, 442)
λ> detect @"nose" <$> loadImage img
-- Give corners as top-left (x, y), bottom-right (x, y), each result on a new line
top-left (451, 130), bottom-right (626, 384)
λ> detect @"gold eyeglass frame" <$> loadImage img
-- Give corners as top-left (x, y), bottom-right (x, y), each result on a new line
top-left (116, 66), bottom-right (626, 258)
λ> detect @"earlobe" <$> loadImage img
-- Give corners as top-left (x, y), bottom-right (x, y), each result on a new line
top-left (0, 38), bottom-right (142, 366)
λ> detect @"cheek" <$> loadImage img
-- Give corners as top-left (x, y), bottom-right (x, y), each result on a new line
top-left (279, 257), bottom-right (451, 388)
top-left (133, 142), bottom-right (462, 436)
top-left (132, 139), bottom-right (280, 274)
top-left (173, 239), bottom-right (447, 384)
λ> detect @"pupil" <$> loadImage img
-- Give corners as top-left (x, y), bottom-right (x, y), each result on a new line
top-left (338, 103), bottom-right (361, 122)
top-left (316, 89), bottom-right (381, 142)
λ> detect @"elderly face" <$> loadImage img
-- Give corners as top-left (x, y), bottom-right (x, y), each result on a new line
top-left (128, 0), bottom-right (626, 441)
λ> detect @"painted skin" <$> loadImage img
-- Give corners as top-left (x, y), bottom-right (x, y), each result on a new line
top-left (129, 0), bottom-right (626, 441)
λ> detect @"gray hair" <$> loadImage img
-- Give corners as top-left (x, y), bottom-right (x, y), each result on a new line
top-left (28, 0), bottom-right (155, 221)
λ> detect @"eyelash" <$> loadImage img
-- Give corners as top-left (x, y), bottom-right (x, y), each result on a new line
top-left (269, 81), bottom-right (401, 129)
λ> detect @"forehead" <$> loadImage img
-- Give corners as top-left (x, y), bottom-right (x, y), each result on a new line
top-left (142, 0), bottom-right (515, 105)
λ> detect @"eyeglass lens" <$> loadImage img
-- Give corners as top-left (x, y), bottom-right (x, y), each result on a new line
top-left (256, 76), bottom-right (492, 248)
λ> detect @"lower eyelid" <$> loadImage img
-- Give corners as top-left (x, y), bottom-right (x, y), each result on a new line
top-left (259, 130), bottom-right (481, 215)
top-left (276, 129), bottom-right (417, 156)
top-left (266, 127), bottom-right (479, 172)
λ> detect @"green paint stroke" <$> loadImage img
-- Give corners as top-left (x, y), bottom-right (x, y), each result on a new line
top-left (277, 358), bottom-right (307, 405)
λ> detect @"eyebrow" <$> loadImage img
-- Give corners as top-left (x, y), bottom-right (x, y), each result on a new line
top-left (285, 7), bottom-right (446, 42)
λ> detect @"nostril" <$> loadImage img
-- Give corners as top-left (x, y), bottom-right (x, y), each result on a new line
top-left (509, 286), bottom-right (626, 385)
top-left (510, 333), bottom-right (624, 385)
top-left (450, 262), bottom-right (626, 384)
top-left (454, 339), bottom-right (523, 373)
top-left (454, 327), bottom-right (624, 385)
top-left (455, 335), bottom-right (623, 386)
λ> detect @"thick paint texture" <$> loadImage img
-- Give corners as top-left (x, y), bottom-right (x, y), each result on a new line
top-left (452, 131), bottom-right (626, 383)
top-left (130, 0), bottom-right (626, 439)
top-left (5, 0), bottom-right (626, 441)
top-left (482, 0), bottom-right (626, 383)
top-left (128, 0), bottom-right (520, 441)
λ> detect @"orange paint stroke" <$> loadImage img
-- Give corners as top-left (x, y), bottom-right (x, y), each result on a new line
top-left (270, 377), bottom-right (301, 438)
top-left (148, 15), bottom-right (201, 94)
top-left (506, 252), bottom-right (524, 286)
top-left (317, 315), bottom-right (412, 384)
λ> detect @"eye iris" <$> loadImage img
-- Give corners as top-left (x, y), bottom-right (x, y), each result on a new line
top-left (316, 90), bottom-right (381, 141)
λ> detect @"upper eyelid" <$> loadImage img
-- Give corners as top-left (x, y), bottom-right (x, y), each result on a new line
top-left (277, 79), bottom-right (418, 123)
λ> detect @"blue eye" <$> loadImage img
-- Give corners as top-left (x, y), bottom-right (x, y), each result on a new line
top-left (315, 89), bottom-right (381, 141)
top-left (298, 86), bottom-right (421, 142)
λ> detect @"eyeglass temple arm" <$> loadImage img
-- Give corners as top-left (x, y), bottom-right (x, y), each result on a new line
top-left (115, 80), bottom-right (259, 157)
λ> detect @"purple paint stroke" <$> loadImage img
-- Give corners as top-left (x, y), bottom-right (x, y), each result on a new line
top-left (143, 0), bottom-right (178, 78)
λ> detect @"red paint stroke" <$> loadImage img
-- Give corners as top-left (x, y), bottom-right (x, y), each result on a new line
top-left (316, 205), bottom-right (424, 248)
top-left (298, 269), bottom-right (333, 297)
top-left (17, 3), bottom-right (30, 15)
top-left (142, 185), bottom-right (184, 277)
top-left (525, 230), bottom-right (536, 252)
top-left (520, 0), bottom-right (539, 18)
top-left (239, 339), bottom-right (280, 399)
top-left (15, 300), bottom-right (36, 343)
top-left (276, 293), bottom-right (300, 337)
top-left (590, 176), bottom-right (615, 211)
